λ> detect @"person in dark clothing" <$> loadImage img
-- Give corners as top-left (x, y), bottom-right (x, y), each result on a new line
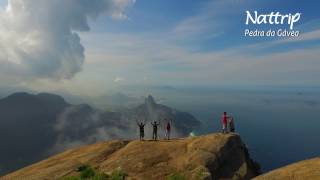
top-left (229, 115), bottom-right (235, 132)
top-left (137, 121), bottom-right (146, 140)
top-left (165, 120), bottom-right (171, 140)
top-left (151, 121), bottom-right (160, 140)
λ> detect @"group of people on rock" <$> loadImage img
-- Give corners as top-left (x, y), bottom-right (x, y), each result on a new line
top-left (136, 112), bottom-right (236, 141)
top-left (136, 119), bottom-right (171, 141)
top-left (221, 112), bottom-right (235, 133)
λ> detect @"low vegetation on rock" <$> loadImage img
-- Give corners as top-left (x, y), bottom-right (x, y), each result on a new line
top-left (61, 165), bottom-right (127, 180)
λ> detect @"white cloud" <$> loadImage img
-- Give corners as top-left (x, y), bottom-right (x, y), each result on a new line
top-left (0, 0), bottom-right (134, 84)
top-left (78, 31), bottom-right (320, 87)
top-left (8, 0), bottom-right (319, 95)
top-left (114, 77), bottom-right (125, 83)
top-left (174, 15), bottom-right (213, 36)
top-left (21, 28), bottom-right (320, 96)
top-left (173, 0), bottom-right (248, 39)
top-left (243, 28), bottom-right (320, 51)
top-left (274, 29), bottom-right (320, 44)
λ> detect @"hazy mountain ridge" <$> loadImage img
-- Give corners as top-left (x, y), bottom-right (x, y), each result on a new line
top-left (0, 92), bottom-right (200, 175)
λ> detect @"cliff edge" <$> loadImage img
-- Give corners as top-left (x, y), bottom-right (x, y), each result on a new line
top-left (2, 133), bottom-right (260, 180)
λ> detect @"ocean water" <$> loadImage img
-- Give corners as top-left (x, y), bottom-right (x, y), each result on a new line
top-left (153, 87), bottom-right (320, 172)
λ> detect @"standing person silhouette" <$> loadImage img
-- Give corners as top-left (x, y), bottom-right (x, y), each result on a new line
top-left (165, 119), bottom-right (171, 140)
top-left (221, 112), bottom-right (228, 133)
top-left (137, 120), bottom-right (146, 140)
top-left (229, 114), bottom-right (235, 132)
top-left (151, 121), bottom-right (160, 140)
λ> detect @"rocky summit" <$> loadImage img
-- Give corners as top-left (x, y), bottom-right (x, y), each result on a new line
top-left (2, 133), bottom-right (260, 180)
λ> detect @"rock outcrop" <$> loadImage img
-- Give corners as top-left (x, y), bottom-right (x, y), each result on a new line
top-left (2, 133), bottom-right (260, 180)
top-left (254, 157), bottom-right (320, 180)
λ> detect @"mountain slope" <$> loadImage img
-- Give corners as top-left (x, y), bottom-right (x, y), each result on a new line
top-left (2, 133), bottom-right (260, 180)
top-left (253, 158), bottom-right (320, 180)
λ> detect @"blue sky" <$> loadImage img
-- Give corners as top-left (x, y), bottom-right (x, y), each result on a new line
top-left (89, 0), bottom-right (320, 49)
top-left (0, 0), bottom-right (319, 95)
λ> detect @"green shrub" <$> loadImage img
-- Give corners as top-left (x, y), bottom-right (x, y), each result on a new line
top-left (166, 172), bottom-right (186, 180)
top-left (80, 166), bottom-right (96, 178)
top-left (61, 176), bottom-right (81, 180)
top-left (91, 173), bottom-right (109, 180)
top-left (61, 165), bottom-right (127, 180)
top-left (195, 167), bottom-right (209, 180)
top-left (77, 165), bottom-right (90, 172)
top-left (109, 169), bottom-right (127, 180)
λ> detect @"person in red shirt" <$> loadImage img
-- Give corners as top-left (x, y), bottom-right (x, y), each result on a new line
top-left (221, 112), bottom-right (228, 133)
top-left (165, 120), bottom-right (171, 140)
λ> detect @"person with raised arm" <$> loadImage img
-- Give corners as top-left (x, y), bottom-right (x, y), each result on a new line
top-left (136, 119), bottom-right (146, 141)
top-left (151, 120), bottom-right (160, 140)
